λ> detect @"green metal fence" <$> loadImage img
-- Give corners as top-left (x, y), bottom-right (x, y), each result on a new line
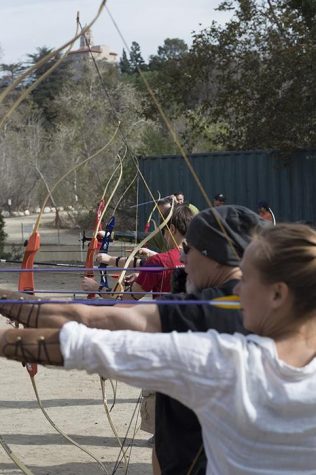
top-left (138, 149), bottom-right (316, 229)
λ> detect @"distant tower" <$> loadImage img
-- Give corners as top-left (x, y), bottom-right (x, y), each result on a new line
top-left (67, 20), bottom-right (118, 80)
top-left (80, 27), bottom-right (93, 48)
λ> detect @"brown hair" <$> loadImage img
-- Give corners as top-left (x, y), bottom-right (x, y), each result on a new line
top-left (162, 204), bottom-right (194, 237)
top-left (252, 223), bottom-right (316, 314)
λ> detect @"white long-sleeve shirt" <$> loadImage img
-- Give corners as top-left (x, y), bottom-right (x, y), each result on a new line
top-left (60, 322), bottom-right (316, 474)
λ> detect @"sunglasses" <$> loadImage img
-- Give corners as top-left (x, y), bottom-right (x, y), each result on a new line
top-left (182, 242), bottom-right (191, 255)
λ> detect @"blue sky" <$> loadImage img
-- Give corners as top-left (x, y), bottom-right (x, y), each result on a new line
top-left (0, 0), bottom-right (230, 64)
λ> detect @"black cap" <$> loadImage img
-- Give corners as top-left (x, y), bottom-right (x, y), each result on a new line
top-left (258, 201), bottom-right (269, 210)
top-left (186, 205), bottom-right (269, 266)
top-left (214, 193), bottom-right (225, 202)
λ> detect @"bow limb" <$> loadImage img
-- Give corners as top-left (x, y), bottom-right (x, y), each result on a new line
top-left (32, 123), bottom-right (121, 234)
top-left (84, 150), bottom-right (124, 297)
top-left (269, 208), bottom-right (277, 225)
top-left (100, 377), bottom-right (128, 468)
top-left (74, 8), bottom-right (178, 252)
top-left (113, 199), bottom-right (175, 297)
top-left (27, 154), bottom-right (117, 474)
top-left (85, 161), bottom-right (121, 247)
top-left (14, 131), bottom-right (120, 473)
top-left (112, 171), bottom-right (138, 217)
top-left (8, 5), bottom-right (120, 317)
top-left (15, 236), bottom-right (109, 471)
top-left (106, 9), bottom-right (243, 266)
top-left (97, 154), bottom-right (139, 290)
top-left (18, 123), bottom-right (120, 299)
top-left (106, 6), bottom-right (212, 208)
top-left (0, 435), bottom-right (34, 475)
top-left (15, 234), bottom-right (109, 469)
top-left (144, 191), bottom-right (161, 233)
top-left (81, 153), bottom-right (128, 466)
top-left (96, 171), bottom-right (139, 289)
top-left (26, 380), bottom-right (109, 473)
top-left (18, 232), bottom-right (40, 296)
top-left (92, 149), bottom-right (126, 241)
top-left (95, 160), bottom-right (122, 226)
top-left (18, 233), bottom-right (40, 378)
top-left (81, 158), bottom-right (118, 261)
top-left (84, 199), bottom-right (107, 281)
top-left (97, 169), bottom-right (139, 282)
top-left (34, 166), bottom-right (64, 227)
top-left (98, 216), bottom-right (116, 290)
top-left (127, 156), bottom-right (177, 248)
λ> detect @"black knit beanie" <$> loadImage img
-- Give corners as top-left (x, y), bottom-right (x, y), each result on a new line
top-left (186, 205), bottom-right (269, 266)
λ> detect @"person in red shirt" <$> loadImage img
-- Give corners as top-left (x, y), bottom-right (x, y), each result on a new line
top-left (134, 245), bottom-right (181, 298)
top-left (134, 205), bottom-right (193, 297)
top-left (83, 204), bottom-right (194, 451)
top-left (82, 204), bottom-right (194, 300)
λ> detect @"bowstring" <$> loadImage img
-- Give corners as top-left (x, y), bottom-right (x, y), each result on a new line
top-left (105, 6), bottom-right (241, 263)
top-left (78, 22), bottom-right (179, 249)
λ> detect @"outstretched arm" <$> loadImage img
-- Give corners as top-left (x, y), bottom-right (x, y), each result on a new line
top-left (96, 252), bottom-right (147, 268)
top-left (0, 322), bottom-right (222, 415)
top-left (0, 289), bottom-right (162, 332)
top-left (0, 327), bottom-right (63, 365)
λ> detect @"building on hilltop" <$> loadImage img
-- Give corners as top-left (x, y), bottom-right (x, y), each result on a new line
top-left (66, 28), bottom-right (118, 79)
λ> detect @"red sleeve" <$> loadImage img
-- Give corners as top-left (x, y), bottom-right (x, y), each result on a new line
top-left (135, 254), bottom-right (163, 293)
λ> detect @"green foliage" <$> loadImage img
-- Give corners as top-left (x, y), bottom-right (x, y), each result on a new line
top-left (121, 38), bottom-right (214, 153)
top-left (145, 38), bottom-right (193, 115)
top-left (149, 38), bottom-right (188, 65)
top-left (139, 122), bottom-right (179, 156)
top-left (137, 38), bottom-right (191, 114)
top-left (0, 63), bottom-right (24, 82)
top-left (119, 49), bottom-right (131, 74)
top-left (129, 41), bottom-right (146, 73)
top-left (190, 0), bottom-right (316, 150)
top-left (118, 5), bottom-right (315, 152)
top-left (287, 0), bottom-right (316, 26)
top-left (47, 66), bottom-right (149, 212)
top-left (26, 46), bottom-right (72, 125)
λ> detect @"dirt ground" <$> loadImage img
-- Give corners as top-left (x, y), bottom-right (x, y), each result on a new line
top-left (0, 215), bottom-right (152, 475)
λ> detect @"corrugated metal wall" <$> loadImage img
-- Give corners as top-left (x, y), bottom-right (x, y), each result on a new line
top-left (138, 149), bottom-right (316, 228)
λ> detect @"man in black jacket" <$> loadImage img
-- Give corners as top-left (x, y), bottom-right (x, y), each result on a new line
top-left (154, 205), bottom-right (263, 474)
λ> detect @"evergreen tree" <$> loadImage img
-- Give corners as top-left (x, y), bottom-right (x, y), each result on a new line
top-left (129, 41), bottom-right (146, 72)
top-left (119, 49), bottom-right (131, 74)
top-left (151, 38), bottom-right (188, 64)
top-left (26, 46), bottom-right (72, 125)
top-left (0, 63), bottom-right (23, 82)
